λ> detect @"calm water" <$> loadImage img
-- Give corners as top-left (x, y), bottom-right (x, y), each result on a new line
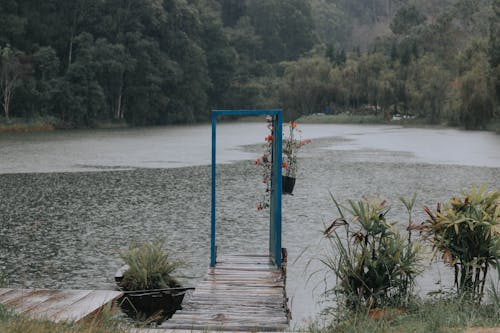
top-left (0, 123), bottom-right (499, 327)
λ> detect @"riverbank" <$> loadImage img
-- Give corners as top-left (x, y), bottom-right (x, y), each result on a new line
top-left (2, 113), bottom-right (499, 134)
top-left (297, 113), bottom-right (500, 133)
top-left (0, 118), bottom-right (56, 132)
top-left (0, 117), bottom-right (129, 132)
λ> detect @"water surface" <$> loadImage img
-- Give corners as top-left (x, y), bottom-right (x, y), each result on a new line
top-left (0, 123), bottom-right (499, 327)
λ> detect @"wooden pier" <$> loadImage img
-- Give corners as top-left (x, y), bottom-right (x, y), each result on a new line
top-left (0, 288), bottom-right (122, 322)
top-left (161, 254), bottom-right (290, 331)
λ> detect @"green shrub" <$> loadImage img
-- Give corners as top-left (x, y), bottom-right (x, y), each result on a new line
top-left (424, 185), bottom-right (500, 301)
top-left (119, 241), bottom-right (180, 291)
top-left (322, 195), bottom-right (423, 311)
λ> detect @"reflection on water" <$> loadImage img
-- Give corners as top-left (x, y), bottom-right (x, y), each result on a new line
top-left (0, 124), bottom-right (499, 327)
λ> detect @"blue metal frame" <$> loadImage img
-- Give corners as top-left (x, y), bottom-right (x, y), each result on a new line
top-left (211, 109), bottom-right (283, 268)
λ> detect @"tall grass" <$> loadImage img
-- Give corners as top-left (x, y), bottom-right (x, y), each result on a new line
top-left (0, 303), bottom-right (128, 333)
top-left (320, 297), bottom-right (500, 333)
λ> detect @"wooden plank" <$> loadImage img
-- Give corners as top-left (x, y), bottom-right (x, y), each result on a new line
top-left (25, 290), bottom-right (94, 319)
top-left (0, 289), bottom-right (122, 323)
top-left (0, 289), bottom-right (33, 304)
top-left (2, 289), bottom-right (59, 314)
top-left (162, 254), bottom-right (289, 331)
top-left (51, 290), bottom-right (122, 322)
top-left (0, 288), bottom-right (12, 297)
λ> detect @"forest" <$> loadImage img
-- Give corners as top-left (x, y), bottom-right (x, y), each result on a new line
top-left (0, 0), bottom-right (499, 129)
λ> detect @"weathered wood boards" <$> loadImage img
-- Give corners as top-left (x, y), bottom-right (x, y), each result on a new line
top-left (0, 288), bottom-right (122, 322)
top-left (161, 254), bottom-right (290, 331)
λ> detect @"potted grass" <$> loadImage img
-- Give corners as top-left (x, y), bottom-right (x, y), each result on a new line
top-left (115, 241), bottom-right (191, 322)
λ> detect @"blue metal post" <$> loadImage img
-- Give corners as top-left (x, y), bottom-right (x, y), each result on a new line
top-left (274, 112), bottom-right (282, 267)
top-left (269, 113), bottom-right (283, 267)
top-left (210, 113), bottom-right (217, 267)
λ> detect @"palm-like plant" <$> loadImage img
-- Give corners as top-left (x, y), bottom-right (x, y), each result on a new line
top-left (424, 185), bottom-right (500, 301)
top-left (323, 195), bottom-right (423, 310)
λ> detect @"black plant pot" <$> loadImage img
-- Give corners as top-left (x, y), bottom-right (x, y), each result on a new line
top-left (115, 265), bottom-right (189, 322)
top-left (118, 288), bottom-right (186, 322)
top-left (282, 176), bottom-right (296, 195)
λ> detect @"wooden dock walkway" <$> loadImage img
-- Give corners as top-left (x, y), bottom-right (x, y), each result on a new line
top-left (161, 254), bottom-right (290, 331)
top-left (0, 288), bottom-right (122, 322)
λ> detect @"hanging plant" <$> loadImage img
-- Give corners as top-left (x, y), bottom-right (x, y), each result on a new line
top-left (255, 117), bottom-right (311, 210)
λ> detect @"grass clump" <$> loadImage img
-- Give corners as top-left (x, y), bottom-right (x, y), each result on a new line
top-left (118, 240), bottom-right (180, 291)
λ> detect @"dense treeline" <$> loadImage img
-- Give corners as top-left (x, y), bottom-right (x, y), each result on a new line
top-left (0, 0), bottom-right (499, 129)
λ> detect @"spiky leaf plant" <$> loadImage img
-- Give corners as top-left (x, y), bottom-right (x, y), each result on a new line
top-left (323, 195), bottom-right (423, 310)
top-left (119, 241), bottom-right (180, 291)
top-left (424, 185), bottom-right (500, 301)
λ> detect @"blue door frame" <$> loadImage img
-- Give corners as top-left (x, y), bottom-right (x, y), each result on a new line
top-left (211, 109), bottom-right (283, 268)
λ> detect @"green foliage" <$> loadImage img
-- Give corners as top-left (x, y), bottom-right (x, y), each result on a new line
top-left (390, 5), bottom-right (426, 36)
top-left (119, 241), bottom-right (181, 291)
top-left (0, 0), bottom-right (499, 129)
top-left (322, 297), bottom-right (500, 333)
top-left (281, 56), bottom-right (333, 118)
top-left (424, 185), bottom-right (500, 301)
top-left (322, 195), bottom-right (423, 311)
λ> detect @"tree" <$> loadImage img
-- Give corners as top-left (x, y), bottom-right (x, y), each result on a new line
top-left (407, 55), bottom-right (450, 123)
top-left (281, 56), bottom-right (333, 118)
top-left (0, 45), bottom-right (28, 120)
top-left (490, 0), bottom-right (500, 99)
top-left (457, 40), bottom-right (495, 129)
top-left (93, 39), bottom-right (135, 120)
top-left (0, 0), bottom-right (26, 45)
top-left (390, 5), bottom-right (426, 36)
top-left (246, 0), bottom-right (315, 62)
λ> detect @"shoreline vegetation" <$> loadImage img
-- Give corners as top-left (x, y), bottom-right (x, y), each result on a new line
top-left (1, 1), bottom-right (499, 133)
top-left (0, 116), bottom-right (129, 132)
top-left (1, 298), bottom-right (499, 332)
top-left (2, 113), bottom-right (499, 134)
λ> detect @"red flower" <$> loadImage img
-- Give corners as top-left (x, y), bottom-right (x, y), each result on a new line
top-left (290, 121), bottom-right (297, 128)
top-left (255, 159), bottom-right (260, 165)
top-left (282, 161), bottom-right (288, 168)
top-left (257, 204), bottom-right (263, 211)
top-left (265, 135), bottom-right (273, 142)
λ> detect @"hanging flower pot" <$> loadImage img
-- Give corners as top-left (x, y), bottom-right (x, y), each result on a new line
top-left (282, 175), bottom-right (296, 195)
top-left (255, 119), bottom-right (311, 209)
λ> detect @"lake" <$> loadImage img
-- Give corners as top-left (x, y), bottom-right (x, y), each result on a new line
top-left (0, 123), bottom-right (499, 328)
